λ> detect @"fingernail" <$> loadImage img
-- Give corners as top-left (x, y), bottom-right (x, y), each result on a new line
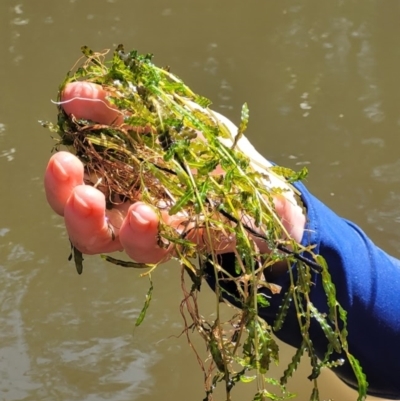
top-left (73, 193), bottom-right (92, 217)
top-left (52, 159), bottom-right (69, 181)
top-left (130, 210), bottom-right (150, 227)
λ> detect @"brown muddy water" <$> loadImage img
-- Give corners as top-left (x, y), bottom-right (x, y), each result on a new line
top-left (0, 1), bottom-right (398, 400)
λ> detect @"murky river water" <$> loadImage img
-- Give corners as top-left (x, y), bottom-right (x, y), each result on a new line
top-left (1, 1), bottom-right (399, 400)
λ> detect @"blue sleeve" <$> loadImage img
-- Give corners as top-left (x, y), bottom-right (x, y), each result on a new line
top-left (205, 182), bottom-right (400, 400)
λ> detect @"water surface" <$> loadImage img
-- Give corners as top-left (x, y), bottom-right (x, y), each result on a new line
top-left (1, 1), bottom-right (398, 400)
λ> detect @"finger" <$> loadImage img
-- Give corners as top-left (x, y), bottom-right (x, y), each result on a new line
top-left (61, 81), bottom-right (124, 126)
top-left (64, 185), bottom-right (124, 254)
top-left (44, 152), bottom-right (84, 216)
top-left (273, 194), bottom-right (306, 244)
top-left (119, 202), bottom-right (171, 264)
top-left (119, 201), bottom-right (242, 264)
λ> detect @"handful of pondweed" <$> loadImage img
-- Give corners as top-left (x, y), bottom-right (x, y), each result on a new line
top-left (44, 45), bottom-right (367, 401)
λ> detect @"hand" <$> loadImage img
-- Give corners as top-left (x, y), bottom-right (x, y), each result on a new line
top-left (44, 82), bottom-right (306, 266)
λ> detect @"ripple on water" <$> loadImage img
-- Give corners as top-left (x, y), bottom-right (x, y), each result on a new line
top-left (0, 243), bottom-right (39, 399)
top-left (372, 159), bottom-right (400, 183)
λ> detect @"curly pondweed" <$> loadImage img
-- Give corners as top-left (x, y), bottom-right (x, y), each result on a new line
top-left (43, 45), bottom-right (367, 401)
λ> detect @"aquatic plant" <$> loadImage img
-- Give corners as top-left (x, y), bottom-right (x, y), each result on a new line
top-left (43, 45), bottom-right (367, 401)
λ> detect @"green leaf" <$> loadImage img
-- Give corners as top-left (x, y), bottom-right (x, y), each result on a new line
top-left (197, 159), bottom-right (219, 175)
top-left (239, 102), bottom-right (249, 135)
top-left (101, 255), bottom-right (152, 269)
top-left (195, 95), bottom-right (212, 108)
top-left (310, 387), bottom-right (319, 401)
top-left (231, 103), bottom-right (249, 150)
top-left (273, 289), bottom-right (293, 332)
top-left (69, 244), bottom-right (84, 275)
top-left (347, 354), bottom-right (368, 401)
top-left (223, 169), bottom-right (234, 192)
top-left (309, 304), bottom-right (341, 353)
top-left (194, 179), bottom-right (210, 213)
top-left (240, 375), bottom-right (256, 383)
top-left (81, 45), bottom-right (93, 58)
top-left (209, 337), bottom-right (225, 372)
top-left (316, 254), bottom-right (339, 319)
top-left (269, 166), bottom-right (308, 184)
top-left (280, 341), bottom-right (306, 385)
top-left (169, 188), bottom-right (194, 215)
top-left (135, 276), bottom-right (153, 327)
top-left (257, 294), bottom-right (270, 308)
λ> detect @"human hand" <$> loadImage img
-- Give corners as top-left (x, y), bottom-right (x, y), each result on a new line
top-left (44, 82), bottom-right (306, 266)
